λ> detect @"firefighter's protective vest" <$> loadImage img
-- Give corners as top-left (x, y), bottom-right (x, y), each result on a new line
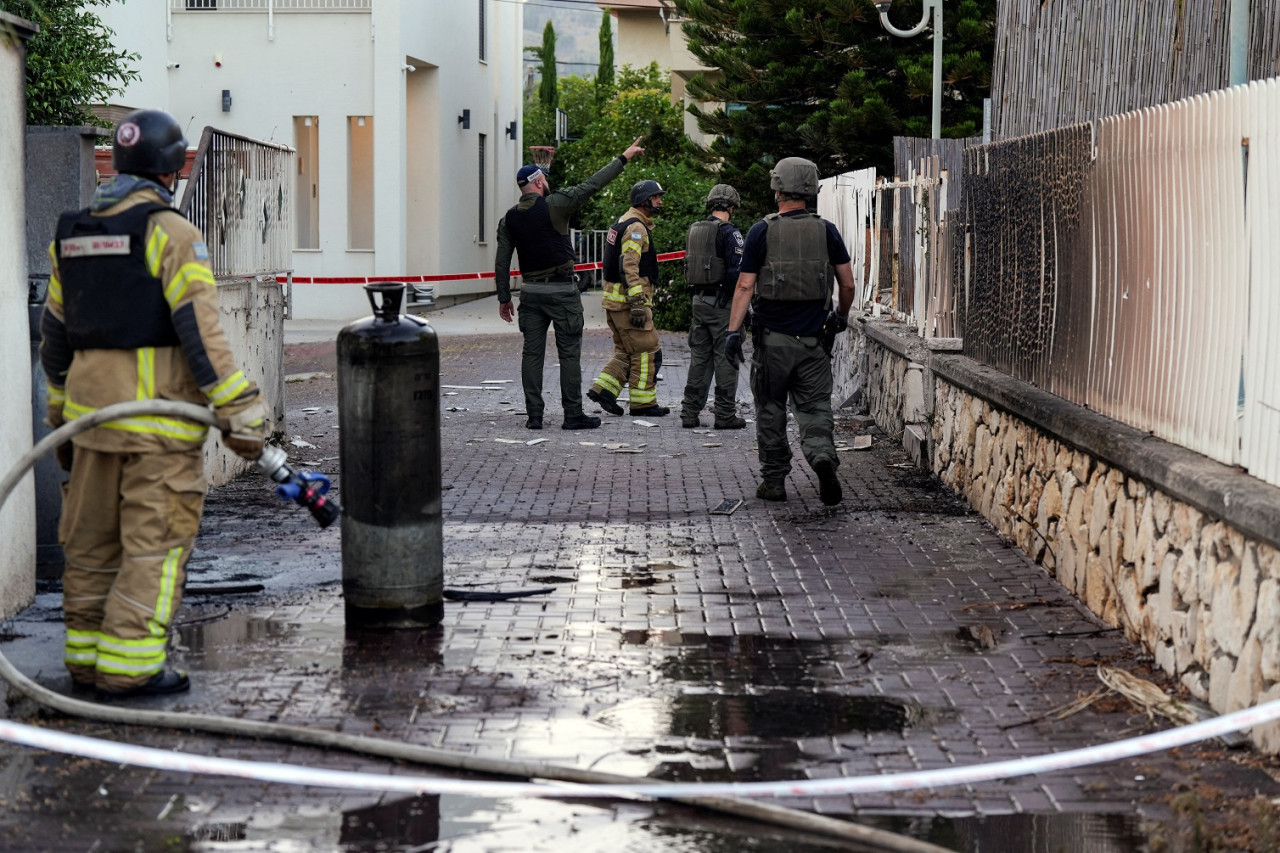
top-left (504, 195), bottom-right (575, 274)
top-left (753, 212), bottom-right (833, 302)
top-left (602, 216), bottom-right (658, 284)
top-left (684, 219), bottom-right (726, 288)
top-left (54, 202), bottom-right (182, 350)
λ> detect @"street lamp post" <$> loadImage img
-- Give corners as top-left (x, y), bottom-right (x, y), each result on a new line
top-left (874, 0), bottom-right (943, 139)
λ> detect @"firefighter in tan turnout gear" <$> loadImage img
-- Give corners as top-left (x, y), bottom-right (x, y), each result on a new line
top-left (588, 179), bottom-right (670, 417)
top-left (40, 109), bottom-right (269, 698)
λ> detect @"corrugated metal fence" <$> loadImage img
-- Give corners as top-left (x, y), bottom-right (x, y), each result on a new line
top-left (178, 126), bottom-right (294, 281)
top-left (990, 0), bottom-right (1280, 140)
top-left (856, 79), bottom-right (1280, 485)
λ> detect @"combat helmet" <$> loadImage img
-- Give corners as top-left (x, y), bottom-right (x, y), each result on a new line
top-left (630, 179), bottom-right (665, 207)
top-left (769, 157), bottom-right (820, 197)
top-left (112, 109), bottom-right (189, 176)
top-left (704, 183), bottom-right (741, 210)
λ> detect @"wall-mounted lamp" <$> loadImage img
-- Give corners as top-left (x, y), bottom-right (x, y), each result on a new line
top-left (505, 120), bottom-right (517, 140)
top-left (458, 109), bottom-right (471, 130)
top-left (401, 64), bottom-right (416, 72)
top-left (357, 116), bottom-right (366, 127)
top-left (221, 89), bottom-right (232, 113)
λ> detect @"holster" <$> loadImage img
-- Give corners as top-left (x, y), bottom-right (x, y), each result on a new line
top-left (714, 283), bottom-right (732, 309)
top-left (820, 313), bottom-right (842, 356)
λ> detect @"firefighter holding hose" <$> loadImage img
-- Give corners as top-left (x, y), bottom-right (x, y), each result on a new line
top-left (40, 109), bottom-right (269, 699)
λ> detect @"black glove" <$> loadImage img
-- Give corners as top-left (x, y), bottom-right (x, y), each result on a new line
top-left (724, 330), bottom-right (745, 368)
top-left (820, 312), bottom-right (849, 356)
top-left (55, 442), bottom-right (74, 473)
top-left (630, 307), bottom-right (647, 328)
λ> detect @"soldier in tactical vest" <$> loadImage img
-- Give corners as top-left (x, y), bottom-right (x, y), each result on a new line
top-left (679, 184), bottom-right (746, 429)
top-left (41, 109), bottom-right (269, 698)
top-left (587, 179), bottom-right (671, 417)
top-left (723, 157), bottom-right (856, 506)
top-left (494, 136), bottom-right (645, 430)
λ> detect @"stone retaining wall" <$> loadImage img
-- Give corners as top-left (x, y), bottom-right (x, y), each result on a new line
top-left (860, 318), bottom-right (1280, 752)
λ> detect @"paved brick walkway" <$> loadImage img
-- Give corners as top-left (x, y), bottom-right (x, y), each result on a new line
top-left (1, 326), bottom-right (1276, 851)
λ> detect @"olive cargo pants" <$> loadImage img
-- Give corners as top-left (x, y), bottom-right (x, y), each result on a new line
top-left (680, 294), bottom-right (740, 423)
top-left (517, 286), bottom-right (586, 420)
top-left (750, 329), bottom-right (839, 485)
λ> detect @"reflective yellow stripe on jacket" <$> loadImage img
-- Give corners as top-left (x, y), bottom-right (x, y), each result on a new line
top-left (602, 281), bottom-right (630, 309)
top-left (206, 370), bottom-right (250, 407)
top-left (62, 398), bottom-right (208, 443)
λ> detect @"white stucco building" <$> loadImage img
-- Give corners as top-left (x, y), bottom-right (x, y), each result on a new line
top-left (99, 0), bottom-right (524, 320)
top-left (602, 0), bottom-right (717, 148)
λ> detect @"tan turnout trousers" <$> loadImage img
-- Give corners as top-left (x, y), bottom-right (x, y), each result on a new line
top-left (59, 446), bottom-right (205, 691)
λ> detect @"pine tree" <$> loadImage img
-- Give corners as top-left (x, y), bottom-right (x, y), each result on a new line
top-left (596, 10), bottom-right (615, 103)
top-left (674, 0), bottom-right (995, 208)
top-left (538, 20), bottom-right (558, 111)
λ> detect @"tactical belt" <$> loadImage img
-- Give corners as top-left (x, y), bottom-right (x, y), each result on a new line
top-left (520, 278), bottom-right (579, 294)
top-left (762, 326), bottom-right (820, 342)
top-left (694, 286), bottom-right (720, 297)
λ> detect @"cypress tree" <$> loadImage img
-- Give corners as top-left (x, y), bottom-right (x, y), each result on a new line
top-left (538, 20), bottom-right (559, 111)
top-left (596, 9), bottom-right (615, 102)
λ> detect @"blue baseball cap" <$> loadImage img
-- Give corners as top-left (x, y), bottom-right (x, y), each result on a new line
top-left (516, 165), bottom-right (544, 187)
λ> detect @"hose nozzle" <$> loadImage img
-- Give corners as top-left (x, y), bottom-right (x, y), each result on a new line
top-left (255, 445), bottom-right (341, 528)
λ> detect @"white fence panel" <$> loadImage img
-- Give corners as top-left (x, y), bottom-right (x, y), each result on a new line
top-left (1242, 79), bottom-right (1280, 486)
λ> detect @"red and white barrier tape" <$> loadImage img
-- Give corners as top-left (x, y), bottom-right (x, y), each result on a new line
top-left (278, 252), bottom-right (687, 286)
top-left (3, 695), bottom-right (1279, 798)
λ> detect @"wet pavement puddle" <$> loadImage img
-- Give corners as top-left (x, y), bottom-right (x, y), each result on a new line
top-left (183, 792), bottom-right (1152, 852)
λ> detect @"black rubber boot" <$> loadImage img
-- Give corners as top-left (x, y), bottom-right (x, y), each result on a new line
top-left (587, 388), bottom-right (624, 416)
top-left (562, 414), bottom-right (602, 430)
top-left (814, 460), bottom-right (842, 506)
top-left (98, 670), bottom-right (191, 700)
top-left (756, 481), bottom-right (787, 502)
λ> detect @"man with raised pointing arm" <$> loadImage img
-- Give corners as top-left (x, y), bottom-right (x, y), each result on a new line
top-left (494, 136), bottom-right (646, 431)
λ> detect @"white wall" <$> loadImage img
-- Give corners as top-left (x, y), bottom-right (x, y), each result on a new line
top-left (100, 1), bottom-right (524, 323)
top-left (0, 14), bottom-right (37, 617)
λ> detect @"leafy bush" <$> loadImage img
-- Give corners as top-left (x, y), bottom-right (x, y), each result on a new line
top-left (531, 64), bottom-right (717, 331)
top-left (1, 0), bottom-right (139, 126)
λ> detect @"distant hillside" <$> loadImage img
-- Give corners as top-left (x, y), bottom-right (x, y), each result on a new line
top-left (523, 1), bottom-right (609, 80)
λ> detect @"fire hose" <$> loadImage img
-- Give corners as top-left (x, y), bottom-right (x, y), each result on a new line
top-left (0, 399), bottom-right (949, 853)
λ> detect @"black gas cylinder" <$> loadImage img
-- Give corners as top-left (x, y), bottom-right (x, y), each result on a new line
top-left (336, 282), bottom-right (442, 627)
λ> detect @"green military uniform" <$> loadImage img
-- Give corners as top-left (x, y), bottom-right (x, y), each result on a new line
top-left (680, 211), bottom-right (745, 428)
top-left (495, 157), bottom-right (629, 422)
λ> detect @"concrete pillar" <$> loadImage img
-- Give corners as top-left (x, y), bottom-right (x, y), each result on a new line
top-left (2, 12), bottom-right (38, 614)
